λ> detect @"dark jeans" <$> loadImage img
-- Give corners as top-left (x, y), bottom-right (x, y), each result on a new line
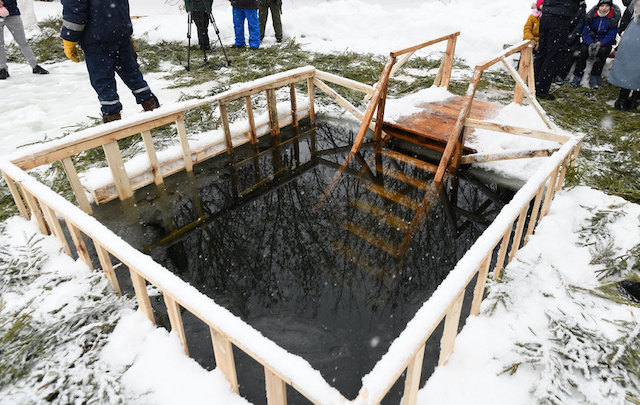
top-left (573, 43), bottom-right (612, 78)
top-left (535, 13), bottom-right (573, 95)
top-left (83, 38), bottom-right (154, 115)
top-left (259, 2), bottom-right (282, 41)
top-left (192, 11), bottom-right (210, 50)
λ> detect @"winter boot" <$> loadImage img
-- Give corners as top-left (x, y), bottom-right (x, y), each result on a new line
top-left (629, 91), bottom-right (639, 110)
top-left (102, 112), bottom-right (122, 123)
top-left (0, 68), bottom-right (8, 80)
top-left (614, 97), bottom-right (629, 111)
top-left (141, 95), bottom-right (160, 112)
top-left (569, 75), bottom-right (582, 88)
top-left (589, 75), bottom-right (599, 89)
top-left (32, 65), bottom-right (49, 75)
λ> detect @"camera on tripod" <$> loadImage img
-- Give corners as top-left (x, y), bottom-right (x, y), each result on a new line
top-left (185, 0), bottom-right (230, 70)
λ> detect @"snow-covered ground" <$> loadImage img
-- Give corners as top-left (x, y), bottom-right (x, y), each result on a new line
top-left (1, 0), bottom-right (638, 404)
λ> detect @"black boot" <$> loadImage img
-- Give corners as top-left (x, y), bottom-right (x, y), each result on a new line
top-left (629, 91), bottom-right (639, 111)
top-left (614, 97), bottom-right (629, 111)
top-left (141, 95), bottom-right (160, 111)
top-left (32, 65), bottom-right (49, 75)
top-left (102, 112), bottom-right (122, 123)
top-left (0, 68), bottom-right (9, 80)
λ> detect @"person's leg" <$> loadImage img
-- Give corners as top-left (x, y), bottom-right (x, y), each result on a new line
top-left (82, 43), bottom-right (122, 116)
top-left (615, 88), bottom-right (631, 110)
top-left (232, 8), bottom-right (246, 47)
top-left (0, 19), bottom-right (8, 72)
top-left (536, 14), bottom-right (570, 96)
top-left (270, 2), bottom-right (282, 42)
top-left (259, 5), bottom-right (268, 40)
top-left (570, 44), bottom-right (588, 85)
top-left (193, 11), bottom-right (210, 50)
top-left (246, 9), bottom-right (260, 48)
top-left (4, 16), bottom-right (37, 68)
top-left (113, 38), bottom-right (155, 107)
top-left (590, 44), bottom-right (611, 77)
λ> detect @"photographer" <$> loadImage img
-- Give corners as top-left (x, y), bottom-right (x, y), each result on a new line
top-left (185, 0), bottom-right (213, 50)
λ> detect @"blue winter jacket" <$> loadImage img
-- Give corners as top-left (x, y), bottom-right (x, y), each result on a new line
top-left (582, 8), bottom-right (618, 46)
top-left (60, 0), bottom-right (133, 46)
top-left (2, 0), bottom-right (21, 16)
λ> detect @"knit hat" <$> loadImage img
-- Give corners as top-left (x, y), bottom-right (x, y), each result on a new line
top-left (597, 0), bottom-right (613, 6)
top-left (536, 0), bottom-right (544, 8)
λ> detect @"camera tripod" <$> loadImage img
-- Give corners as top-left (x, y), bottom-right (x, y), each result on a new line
top-left (186, 0), bottom-right (230, 71)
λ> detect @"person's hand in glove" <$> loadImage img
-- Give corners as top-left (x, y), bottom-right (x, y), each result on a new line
top-left (63, 40), bottom-right (80, 63)
top-left (588, 42), bottom-right (601, 58)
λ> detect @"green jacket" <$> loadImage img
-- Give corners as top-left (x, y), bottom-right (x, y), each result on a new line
top-left (185, 0), bottom-right (213, 13)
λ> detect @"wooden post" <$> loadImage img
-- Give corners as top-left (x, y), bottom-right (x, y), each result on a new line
top-left (539, 167), bottom-right (559, 218)
top-left (525, 186), bottom-right (545, 240)
top-left (513, 45), bottom-right (532, 105)
top-left (175, 117), bottom-right (193, 173)
top-left (42, 205), bottom-right (71, 256)
top-left (102, 141), bottom-right (134, 200)
top-left (493, 229), bottom-right (511, 280)
top-left (266, 88), bottom-right (280, 138)
top-left (94, 243), bottom-right (121, 295)
top-left (555, 156), bottom-right (570, 192)
top-left (373, 78), bottom-right (389, 146)
top-left (219, 102), bottom-right (235, 158)
top-left (140, 130), bottom-right (164, 186)
top-left (527, 48), bottom-right (536, 97)
top-left (164, 293), bottom-right (189, 356)
top-left (307, 77), bottom-right (315, 126)
top-left (2, 172), bottom-right (29, 219)
top-left (21, 189), bottom-right (49, 235)
top-left (210, 327), bottom-right (239, 393)
top-left (265, 368), bottom-right (287, 405)
top-left (440, 36), bottom-right (457, 89)
top-left (130, 270), bottom-right (155, 325)
top-left (470, 256), bottom-right (492, 316)
top-left (61, 157), bottom-right (93, 214)
top-left (438, 291), bottom-right (464, 365)
top-left (67, 221), bottom-right (93, 269)
top-left (508, 207), bottom-right (528, 262)
top-left (401, 344), bottom-right (426, 405)
top-left (245, 96), bottom-right (259, 154)
top-left (290, 83), bottom-right (299, 136)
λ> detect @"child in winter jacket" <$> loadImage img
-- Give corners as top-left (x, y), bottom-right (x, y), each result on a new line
top-left (570, 0), bottom-right (619, 89)
top-left (0, 0), bottom-right (49, 80)
top-left (524, 0), bottom-right (543, 50)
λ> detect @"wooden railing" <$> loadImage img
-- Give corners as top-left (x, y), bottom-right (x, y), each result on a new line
top-left (2, 43), bottom-right (585, 404)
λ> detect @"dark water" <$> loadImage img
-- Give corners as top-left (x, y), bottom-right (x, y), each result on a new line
top-left (92, 118), bottom-right (513, 404)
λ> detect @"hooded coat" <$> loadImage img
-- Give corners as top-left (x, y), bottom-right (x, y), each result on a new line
top-left (581, 3), bottom-right (620, 46)
top-left (608, 0), bottom-right (640, 90)
top-left (61, 0), bottom-right (133, 46)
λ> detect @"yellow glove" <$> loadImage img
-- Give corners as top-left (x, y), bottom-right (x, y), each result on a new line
top-left (63, 40), bottom-right (80, 63)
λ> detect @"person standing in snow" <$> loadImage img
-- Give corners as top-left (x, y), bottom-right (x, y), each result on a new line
top-left (569, 0), bottom-right (619, 89)
top-left (230, 0), bottom-right (260, 49)
top-left (0, 0), bottom-right (49, 80)
top-left (608, 0), bottom-right (640, 110)
top-left (259, 0), bottom-right (282, 43)
top-left (524, 0), bottom-right (543, 51)
top-left (60, 0), bottom-right (160, 123)
top-left (185, 0), bottom-right (213, 51)
top-left (553, 4), bottom-right (585, 84)
top-left (534, 0), bottom-right (585, 100)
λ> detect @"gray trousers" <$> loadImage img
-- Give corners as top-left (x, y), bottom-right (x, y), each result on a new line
top-left (0, 15), bottom-right (37, 70)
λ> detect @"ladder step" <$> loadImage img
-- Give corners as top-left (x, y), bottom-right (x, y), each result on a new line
top-left (342, 221), bottom-right (400, 257)
top-left (330, 241), bottom-right (389, 276)
top-left (350, 200), bottom-right (409, 231)
top-left (381, 149), bottom-right (438, 174)
top-left (361, 182), bottom-right (420, 211)
top-left (377, 166), bottom-right (431, 192)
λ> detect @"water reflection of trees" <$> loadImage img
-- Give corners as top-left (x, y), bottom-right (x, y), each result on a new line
top-left (93, 120), bottom-right (513, 399)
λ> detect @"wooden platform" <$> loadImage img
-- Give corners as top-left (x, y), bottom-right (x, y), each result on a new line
top-left (383, 96), bottom-right (500, 155)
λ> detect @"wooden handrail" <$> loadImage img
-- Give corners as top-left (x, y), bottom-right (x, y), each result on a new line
top-left (390, 31), bottom-right (460, 58)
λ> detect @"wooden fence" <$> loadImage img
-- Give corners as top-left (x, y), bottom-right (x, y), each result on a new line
top-left (1, 37), bottom-right (584, 404)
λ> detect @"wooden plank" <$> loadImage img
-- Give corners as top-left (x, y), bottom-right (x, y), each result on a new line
top-left (290, 83), bottom-right (300, 136)
top-left (459, 147), bottom-right (558, 164)
top-left (401, 343), bottom-right (425, 405)
top-left (42, 205), bottom-right (71, 256)
top-left (383, 150), bottom-right (437, 174)
top-left (245, 96), bottom-right (258, 152)
top-left (374, 78), bottom-right (389, 145)
top-left (475, 40), bottom-right (533, 71)
top-left (67, 221), bottom-right (93, 269)
top-left (527, 45), bottom-right (536, 97)
top-left (266, 89), bottom-right (280, 138)
top-left (312, 78), bottom-right (366, 122)
top-left (140, 130), bottom-right (164, 185)
top-left (493, 229), bottom-right (511, 280)
top-left (218, 69), bottom-right (315, 103)
top-left (1, 171), bottom-right (29, 219)
top-left (539, 167), bottom-right (559, 219)
top-left (175, 117), bottom-right (193, 172)
top-left (130, 270), bottom-right (155, 325)
top-left (314, 70), bottom-right (375, 95)
top-left (22, 188), bottom-right (48, 235)
top-left (342, 221), bottom-right (399, 256)
top-left (464, 118), bottom-right (570, 143)
top-left (438, 291), bottom-right (464, 365)
top-left (265, 367), bottom-right (287, 405)
top-left (555, 156), bottom-right (570, 192)
top-left (307, 77), bottom-right (315, 126)
top-left (508, 207), bottom-right (528, 262)
top-left (12, 112), bottom-right (184, 171)
top-left (440, 36), bottom-right (457, 89)
top-left (350, 200), bottom-right (409, 231)
top-left (525, 186), bottom-right (545, 241)
top-left (390, 31), bottom-right (460, 57)
top-left (95, 242), bottom-right (121, 295)
top-left (210, 326), bottom-right (239, 393)
top-left (164, 293), bottom-right (189, 356)
top-left (102, 141), bottom-right (133, 200)
top-left (513, 45), bottom-right (532, 104)
top-left (219, 102), bottom-right (235, 157)
top-left (61, 157), bottom-right (93, 214)
top-left (470, 256), bottom-right (492, 316)
top-left (389, 51), bottom-right (414, 77)
top-left (500, 57), bottom-right (553, 129)
top-left (361, 182), bottom-right (420, 211)
top-left (378, 167), bottom-right (431, 192)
